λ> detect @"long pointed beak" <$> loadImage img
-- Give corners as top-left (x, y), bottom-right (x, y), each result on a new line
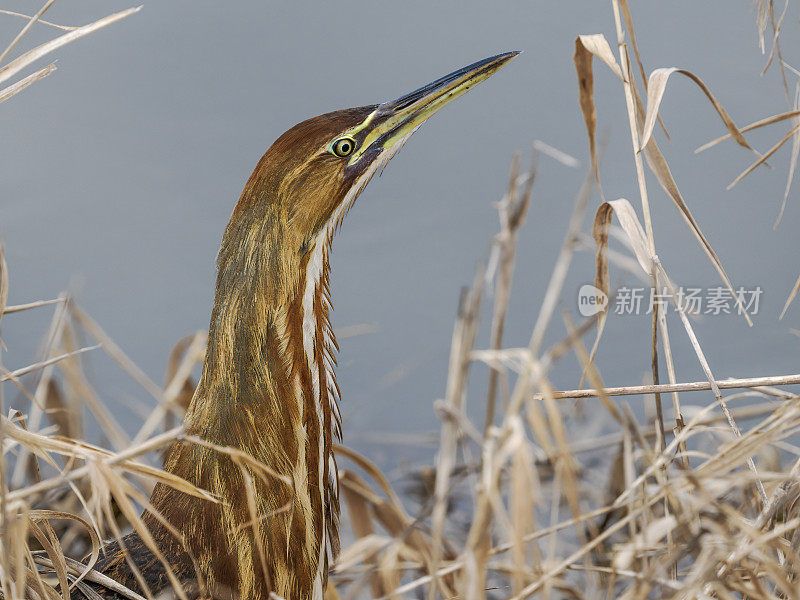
top-left (350, 51), bottom-right (520, 163)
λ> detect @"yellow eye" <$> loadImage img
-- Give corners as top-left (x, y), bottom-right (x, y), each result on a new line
top-left (331, 137), bottom-right (356, 158)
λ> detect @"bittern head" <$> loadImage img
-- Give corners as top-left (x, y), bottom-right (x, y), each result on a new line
top-left (232, 52), bottom-right (519, 256)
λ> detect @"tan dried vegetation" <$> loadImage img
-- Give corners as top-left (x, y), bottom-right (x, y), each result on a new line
top-left (2, 1), bottom-right (800, 598)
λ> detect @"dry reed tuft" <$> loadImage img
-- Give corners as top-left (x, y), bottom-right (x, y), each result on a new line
top-left (2, 1), bottom-right (800, 599)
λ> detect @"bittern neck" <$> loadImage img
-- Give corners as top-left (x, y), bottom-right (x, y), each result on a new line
top-left (197, 206), bottom-right (332, 431)
top-left (149, 201), bottom-right (341, 600)
top-left (192, 203), bottom-right (341, 446)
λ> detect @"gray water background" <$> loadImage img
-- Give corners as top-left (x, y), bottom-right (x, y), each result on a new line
top-left (2, 1), bottom-right (799, 466)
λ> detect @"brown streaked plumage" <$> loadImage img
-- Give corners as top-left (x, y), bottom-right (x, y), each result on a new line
top-left (91, 52), bottom-right (519, 600)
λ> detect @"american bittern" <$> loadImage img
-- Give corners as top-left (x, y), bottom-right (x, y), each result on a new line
top-left (91, 52), bottom-right (518, 600)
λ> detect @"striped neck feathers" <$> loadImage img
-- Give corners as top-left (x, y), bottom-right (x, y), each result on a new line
top-left (189, 202), bottom-right (341, 444)
top-left (149, 200), bottom-right (342, 600)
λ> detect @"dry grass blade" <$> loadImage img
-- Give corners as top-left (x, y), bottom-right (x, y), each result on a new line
top-left (638, 100), bottom-right (754, 325)
top-left (577, 34), bottom-right (624, 81)
top-left (134, 331), bottom-right (205, 443)
top-left (69, 302), bottom-right (163, 402)
top-left (334, 445), bottom-right (404, 511)
top-left (640, 68), bottom-right (754, 153)
top-left (0, 6), bottom-right (140, 86)
top-left (3, 298), bottom-right (64, 315)
top-left (54, 321), bottom-right (128, 452)
top-left (617, 1), bottom-right (646, 95)
top-left (780, 271), bottom-right (800, 319)
top-left (339, 472), bottom-right (384, 597)
top-left (528, 144), bottom-right (600, 360)
top-left (0, 63), bottom-right (56, 104)
top-left (0, 9), bottom-right (78, 31)
top-left (32, 556), bottom-right (146, 600)
top-left (93, 462), bottom-right (190, 600)
top-left (4, 425), bottom-right (213, 503)
top-left (430, 265), bottom-right (484, 598)
top-left (728, 120), bottom-right (800, 190)
top-left (617, 0), bottom-right (671, 142)
top-left (484, 154), bottom-right (535, 434)
top-left (695, 108), bottom-right (800, 153)
top-left (0, 344), bottom-right (100, 382)
top-left (594, 200), bottom-right (653, 283)
top-left (0, 0), bottom-right (57, 65)
top-left (0, 245), bottom-right (7, 331)
top-left (583, 198), bottom-right (650, 381)
top-left (29, 510), bottom-right (100, 588)
top-left (532, 140), bottom-right (579, 167)
top-left (534, 373), bottom-right (800, 400)
top-left (775, 82), bottom-right (800, 227)
top-left (508, 425), bottom-right (537, 595)
top-left (28, 518), bottom-right (71, 600)
top-left (573, 34), bottom-right (620, 196)
top-left (759, 0), bottom-right (791, 101)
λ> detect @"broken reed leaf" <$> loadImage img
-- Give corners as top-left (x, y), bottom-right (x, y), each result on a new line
top-left (573, 39), bottom-right (596, 193)
top-left (695, 109), bottom-right (800, 154)
top-left (29, 510), bottom-right (101, 588)
top-left (339, 470), bottom-right (440, 585)
top-left (583, 199), bottom-right (653, 376)
top-left (635, 89), bottom-right (755, 326)
top-left (584, 215), bottom-right (611, 385)
top-left (574, 33), bottom-right (621, 198)
top-left (334, 444), bottom-right (404, 511)
top-left (594, 200), bottom-right (653, 284)
top-left (578, 34), bottom-right (624, 81)
top-left (0, 6), bottom-right (140, 86)
top-left (0, 63), bottom-right (56, 104)
top-left (27, 519), bottom-right (70, 600)
top-left (640, 68), bottom-right (754, 153)
top-left (728, 121), bottom-right (800, 190)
